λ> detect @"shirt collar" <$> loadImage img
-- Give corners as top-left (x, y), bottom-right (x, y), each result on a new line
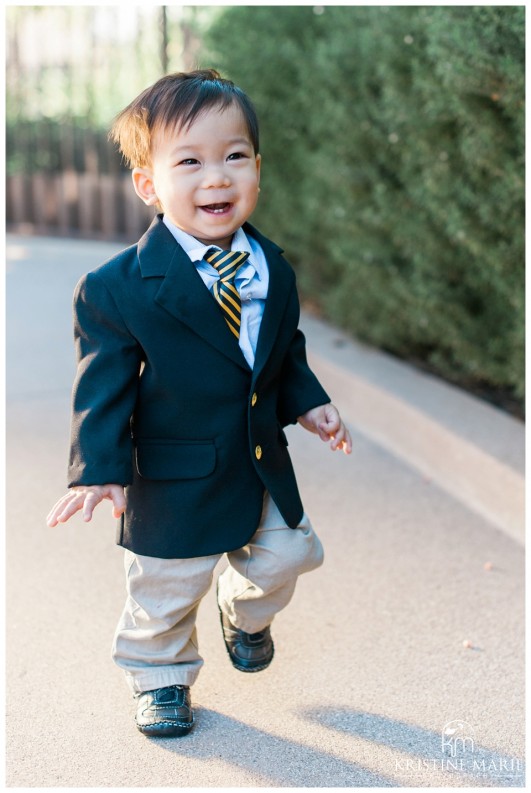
top-left (162, 216), bottom-right (253, 263)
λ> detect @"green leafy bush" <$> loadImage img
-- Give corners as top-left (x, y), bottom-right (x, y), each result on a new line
top-left (203, 6), bottom-right (524, 410)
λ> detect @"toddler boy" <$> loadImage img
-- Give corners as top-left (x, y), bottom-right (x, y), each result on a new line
top-left (47, 69), bottom-right (351, 737)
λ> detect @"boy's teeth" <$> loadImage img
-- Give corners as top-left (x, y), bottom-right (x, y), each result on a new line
top-left (204, 203), bottom-right (228, 213)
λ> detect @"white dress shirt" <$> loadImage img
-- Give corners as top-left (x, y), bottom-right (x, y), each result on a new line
top-left (163, 216), bottom-right (269, 368)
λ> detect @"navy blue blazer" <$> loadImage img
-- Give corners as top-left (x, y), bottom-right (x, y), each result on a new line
top-left (68, 215), bottom-right (330, 558)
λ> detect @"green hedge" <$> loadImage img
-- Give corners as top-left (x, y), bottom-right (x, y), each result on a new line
top-left (203, 6), bottom-right (524, 410)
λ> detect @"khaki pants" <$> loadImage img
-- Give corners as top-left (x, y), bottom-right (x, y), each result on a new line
top-left (112, 494), bottom-right (324, 693)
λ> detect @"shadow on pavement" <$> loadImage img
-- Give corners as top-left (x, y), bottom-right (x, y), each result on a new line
top-left (135, 704), bottom-right (525, 787)
top-left (145, 706), bottom-right (396, 787)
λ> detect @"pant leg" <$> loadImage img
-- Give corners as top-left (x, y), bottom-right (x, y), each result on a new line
top-left (112, 549), bottom-right (221, 694)
top-left (218, 494), bottom-right (324, 633)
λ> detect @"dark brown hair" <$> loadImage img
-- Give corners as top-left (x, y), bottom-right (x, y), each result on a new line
top-left (110, 69), bottom-right (260, 168)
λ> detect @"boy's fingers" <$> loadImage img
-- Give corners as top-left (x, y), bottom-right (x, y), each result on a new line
top-left (47, 512), bottom-right (59, 527)
top-left (108, 485), bottom-right (126, 518)
top-left (82, 491), bottom-right (102, 522)
top-left (324, 405), bottom-right (340, 422)
top-left (335, 439), bottom-right (352, 454)
top-left (48, 492), bottom-right (79, 526)
top-left (320, 416), bottom-right (340, 430)
top-left (329, 425), bottom-right (353, 454)
top-left (345, 430), bottom-right (353, 454)
top-left (57, 493), bottom-right (86, 523)
top-left (47, 498), bottom-right (66, 525)
top-left (319, 420), bottom-right (339, 440)
top-left (340, 430), bottom-right (353, 454)
top-left (111, 494), bottom-right (126, 518)
top-left (47, 485), bottom-right (125, 526)
top-left (303, 406), bottom-right (352, 455)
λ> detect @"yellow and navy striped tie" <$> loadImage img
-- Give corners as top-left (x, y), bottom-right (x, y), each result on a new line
top-left (205, 248), bottom-right (250, 339)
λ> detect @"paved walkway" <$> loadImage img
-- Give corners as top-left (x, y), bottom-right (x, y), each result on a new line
top-left (6, 234), bottom-right (525, 787)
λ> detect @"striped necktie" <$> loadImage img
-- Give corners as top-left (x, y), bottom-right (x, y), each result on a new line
top-left (205, 248), bottom-right (250, 339)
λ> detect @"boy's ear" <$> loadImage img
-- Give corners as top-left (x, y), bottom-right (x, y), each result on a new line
top-left (255, 153), bottom-right (261, 185)
top-left (132, 167), bottom-right (158, 206)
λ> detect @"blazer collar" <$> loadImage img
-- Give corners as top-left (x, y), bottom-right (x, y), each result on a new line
top-left (137, 215), bottom-right (294, 376)
top-left (137, 215), bottom-right (178, 277)
top-left (137, 215), bottom-right (285, 274)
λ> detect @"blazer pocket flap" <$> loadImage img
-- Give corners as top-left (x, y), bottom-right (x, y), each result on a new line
top-left (136, 440), bottom-right (216, 480)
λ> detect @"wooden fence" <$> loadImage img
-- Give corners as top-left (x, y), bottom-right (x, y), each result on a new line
top-left (6, 171), bottom-right (156, 242)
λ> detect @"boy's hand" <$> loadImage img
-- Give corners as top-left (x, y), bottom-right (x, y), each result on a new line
top-left (297, 403), bottom-right (352, 454)
top-left (46, 484), bottom-right (126, 527)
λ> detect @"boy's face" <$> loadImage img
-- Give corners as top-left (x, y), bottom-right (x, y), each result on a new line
top-left (133, 103), bottom-right (261, 249)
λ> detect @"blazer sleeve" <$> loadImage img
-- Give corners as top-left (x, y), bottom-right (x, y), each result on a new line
top-left (67, 271), bottom-right (142, 487)
top-left (276, 327), bottom-right (331, 427)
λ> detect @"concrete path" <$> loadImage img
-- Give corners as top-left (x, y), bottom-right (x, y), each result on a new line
top-left (5, 234), bottom-right (525, 788)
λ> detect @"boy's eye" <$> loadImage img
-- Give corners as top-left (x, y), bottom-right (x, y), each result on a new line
top-left (179, 158), bottom-right (199, 166)
top-left (227, 152), bottom-right (247, 161)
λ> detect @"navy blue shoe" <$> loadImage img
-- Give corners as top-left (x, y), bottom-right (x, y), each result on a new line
top-left (217, 584), bottom-right (274, 672)
top-left (135, 684), bottom-right (194, 737)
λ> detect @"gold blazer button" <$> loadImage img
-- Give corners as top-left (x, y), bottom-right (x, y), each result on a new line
top-left (255, 445), bottom-right (262, 460)
top-left (251, 392), bottom-right (258, 407)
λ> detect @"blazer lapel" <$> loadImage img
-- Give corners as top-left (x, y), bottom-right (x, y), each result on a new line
top-left (138, 216), bottom-right (250, 371)
top-left (247, 224), bottom-right (294, 379)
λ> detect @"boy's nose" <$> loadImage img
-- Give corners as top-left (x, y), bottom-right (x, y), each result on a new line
top-left (201, 165), bottom-right (231, 189)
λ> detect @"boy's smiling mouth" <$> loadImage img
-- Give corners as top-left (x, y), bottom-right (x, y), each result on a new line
top-left (200, 202), bottom-right (232, 215)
